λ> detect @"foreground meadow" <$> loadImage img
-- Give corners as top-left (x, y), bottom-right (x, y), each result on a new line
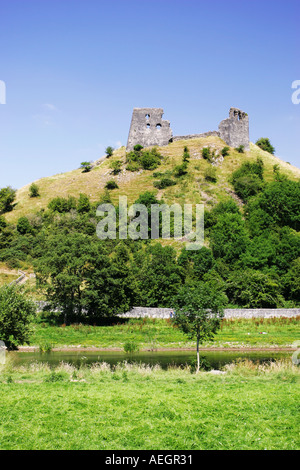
top-left (0, 359), bottom-right (299, 450)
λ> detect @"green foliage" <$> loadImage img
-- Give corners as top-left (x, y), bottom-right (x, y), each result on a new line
top-left (183, 146), bottom-right (190, 162)
top-left (204, 166), bottom-right (217, 182)
top-left (209, 212), bottom-right (249, 264)
top-left (105, 180), bottom-right (119, 190)
top-left (231, 158), bottom-right (265, 201)
top-left (133, 144), bottom-right (143, 152)
top-left (123, 341), bottom-right (139, 353)
top-left (0, 284), bottom-right (36, 350)
top-left (48, 196), bottom-right (77, 213)
top-left (126, 161), bottom-right (140, 172)
top-left (221, 146), bottom-right (230, 157)
top-left (29, 183), bottom-right (40, 198)
top-left (139, 148), bottom-right (162, 170)
top-left (105, 146), bottom-right (114, 157)
top-left (77, 193), bottom-right (91, 214)
top-left (256, 137), bottom-right (275, 155)
top-left (0, 186), bottom-right (16, 214)
top-left (80, 161), bottom-right (92, 173)
top-left (235, 145), bottom-right (245, 153)
top-left (202, 147), bottom-right (211, 161)
top-left (173, 162), bottom-right (188, 177)
top-left (245, 179), bottom-right (300, 232)
top-left (17, 217), bottom-right (33, 235)
top-left (126, 147), bottom-right (162, 171)
top-left (153, 177), bottom-right (176, 189)
top-left (110, 160), bottom-right (123, 175)
top-left (172, 283), bottom-right (226, 372)
top-left (226, 269), bottom-right (284, 308)
top-left (282, 258), bottom-right (300, 304)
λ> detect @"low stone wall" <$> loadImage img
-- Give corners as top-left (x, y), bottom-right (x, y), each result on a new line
top-left (35, 302), bottom-right (300, 319)
top-left (120, 307), bottom-right (300, 319)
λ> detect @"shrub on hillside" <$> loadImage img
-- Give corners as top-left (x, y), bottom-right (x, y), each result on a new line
top-left (256, 137), bottom-right (275, 155)
top-left (105, 180), bottom-right (119, 190)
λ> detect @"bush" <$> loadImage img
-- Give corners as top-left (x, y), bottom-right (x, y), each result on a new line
top-left (17, 217), bottom-right (33, 235)
top-left (105, 180), bottom-right (119, 190)
top-left (110, 160), bottom-right (122, 175)
top-left (48, 196), bottom-right (77, 213)
top-left (123, 341), bottom-right (139, 353)
top-left (140, 149), bottom-right (162, 170)
top-left (202, 147), bottom-right (211, 160)
top-left (126, 161), bottom-right (141, 172)
top-left (125, 148), bottom-right (162, 171)
top-left (0, 285), bottom-right (36, 350)
top-left (256, 138), bottom-right (275, 155)
top-left (231, 158), bottom-right (265, 202)
top-left (0, 186), bottom-right (16, 214)
top-left (77, 193), bottom-right (91, 214)
top-left (153, 178), bottom-right (177, 189)
top-left (204, 166), bottom-right (217, 183)
top-left (174, 162), bottom-right (188, 177)
top-left (235, 145), bottom-right (245, 153)
top-left (221, 146), bottom-right (230, 157)
top-left (29, 183), bottom-right (40, 198)
top-left (133, 144), bottom-right (143, 152)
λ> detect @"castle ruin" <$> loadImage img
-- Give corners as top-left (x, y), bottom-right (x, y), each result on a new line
top-left (126, 106), bottom-right (250, 151)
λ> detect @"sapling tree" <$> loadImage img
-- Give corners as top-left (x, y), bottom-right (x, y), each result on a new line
top-left (171, 283), bottom-right (226, 373)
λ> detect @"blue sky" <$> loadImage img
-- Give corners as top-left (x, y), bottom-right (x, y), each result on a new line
top-left (0, 0), bottom-right (299, 189)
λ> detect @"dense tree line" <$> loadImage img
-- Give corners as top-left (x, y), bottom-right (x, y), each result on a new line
top-left (0, 159), bottom-right (299, 323)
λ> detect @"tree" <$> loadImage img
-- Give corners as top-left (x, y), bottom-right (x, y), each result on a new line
top-left (226, 269), bottom-right (284, 308)
top-left (256, 137), bottom-right (275, 155)
top-left (0, 186), bottom-right (16, 214)
top-left (77, 193), bottom-right (91, 214)
top-left (105, 146), bottom-right (114, 157)
top-left (172, 283), bottom-right (226, 373)
top-left (282, 258), bottom-right (300, 304)
top-left (209, 212), bottom-right (249, 264)
top-left (17, 216), bottom-right (33, 235)
top-left (80, 161), bottom-right (92, 173)
top-left (29, 183), bottom-right (40, 198)
top-left (0, 284), bottom-right (36, 350)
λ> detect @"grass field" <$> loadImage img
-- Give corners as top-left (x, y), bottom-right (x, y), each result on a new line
top-left (29, 317), bottom-right (300, 351)
top-left (0, 359), bottom-right (298, 450)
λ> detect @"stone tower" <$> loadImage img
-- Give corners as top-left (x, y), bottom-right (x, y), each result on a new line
top-left (126, 108), bottom-right (173, 151)
top-left (218, 107), bottom-right (250, 151)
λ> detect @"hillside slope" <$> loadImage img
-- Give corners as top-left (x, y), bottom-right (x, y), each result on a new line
top-left (5, 136), bottom-right (300, 225)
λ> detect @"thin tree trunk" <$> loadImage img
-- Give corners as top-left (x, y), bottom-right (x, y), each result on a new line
top-left (196, 336), bottom-right (200, 374)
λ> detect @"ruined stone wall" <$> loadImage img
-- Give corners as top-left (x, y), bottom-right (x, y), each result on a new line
top-left (172, 131), bottom-right (220, 142)
top-left (218, 107), bottom-right (250, 150)
top-left (126, 108), bottom-right (173, 151)
top-left (126, 106), bottom-right (250, 152)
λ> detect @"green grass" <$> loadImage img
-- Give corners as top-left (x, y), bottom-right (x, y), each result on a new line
top-left (0, 360), bottom-right (299, 450)
top-left (29, 317), bottom-right (300, 350)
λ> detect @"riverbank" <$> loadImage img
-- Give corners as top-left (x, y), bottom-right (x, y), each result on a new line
top-left (28, 317), bottom-right (300, 351)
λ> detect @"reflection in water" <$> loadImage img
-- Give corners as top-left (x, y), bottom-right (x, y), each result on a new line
top-left (9, 350), bottom-right (290, 370)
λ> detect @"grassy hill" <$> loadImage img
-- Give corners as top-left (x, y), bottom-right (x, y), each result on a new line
top-left (5, 136), bottom-right (300, 226)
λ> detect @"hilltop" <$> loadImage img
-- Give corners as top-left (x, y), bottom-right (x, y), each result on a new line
top-left (5, 136), bottom-right (300, 225)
